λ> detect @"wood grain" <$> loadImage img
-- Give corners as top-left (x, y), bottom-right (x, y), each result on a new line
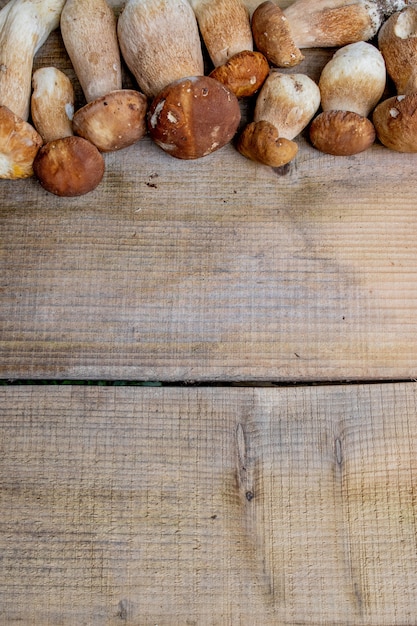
top-left (1, 3), bottom-right (417, 381)
top-left (1, 383), bottom-right (417, 625)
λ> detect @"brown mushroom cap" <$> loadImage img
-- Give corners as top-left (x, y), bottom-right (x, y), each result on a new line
top-left (33, 136), bottom-right (105, 196)
top-left (147, 76), bottom-right (241, 159)
top-left (373, 93), bottom-right (417, 152)
top-left (0, 105), bottom-right (42, 179)
top-left (309, 110), bottom-right (376, 155)
top-left (72, 89), bottom-right (148, 152)
top-left (209, 50), bottom-right (269, 98)
top-left (378, 7), bottom-right (417, 95)
top-left (251, 1), bottom-right (304, 68)
top-left (237, 120), bottom-right (298, 167)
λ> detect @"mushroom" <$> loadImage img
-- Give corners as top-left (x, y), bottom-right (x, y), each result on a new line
top-left (310, 41), bottom-right (386, 155)
top-left (33, 136), bottom-right (105, 196)
top-left (251, 1), bottom-right (304, 68)
top-left (61, 0), bottom-right (148, 152)
top-left (147, 75), bottom-right (241, 159)
top-left (0, 0), bottom-right (65, 178)
top-left (30, 66), bottom-right (105, 196)
top-left (237, 120), bottom-right (299, 167)
top-left (209, 50), bottom-right (269, 98)
top-left (117, 0), bottom-right (204, 98)
top-left (378, 6), bottom-right (417, 95)
top-left (237, 71), bottom-right (320, 167)
top-left (31, 67), bottom-right (75, 143)
top-left (189, 0), bottom-right (253, 67)
top-left (372, 7), bottom-right (417, 152)
top-left (280, 0), bottom-right (412, 49)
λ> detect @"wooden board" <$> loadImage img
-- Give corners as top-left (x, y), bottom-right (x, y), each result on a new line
top-left (1, 383), bottom-right (417, 625)
top-left (1, 3), bottom-right (417, 381)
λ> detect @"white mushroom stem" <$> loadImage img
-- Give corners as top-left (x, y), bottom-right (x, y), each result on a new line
top-left (188, 0), bottom-right (253, 67)
top-left (60, 0), bottom-right (122, 103)
top-left (31, 67), bottom-right (75, 143)
top-left (117, 0), bottom-right (204, 98)
top-left (0, 0), bottom-right (65, 121)
top-left (283, 0), bottom-right (415, 49)
top-left (254, 72), bottom-right (321, 140)
top-left (319, 41), bottom-right (386, 117)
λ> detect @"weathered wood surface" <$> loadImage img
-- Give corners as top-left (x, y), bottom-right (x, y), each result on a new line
top-left (1, 383), bottom-right (417, 625)
top-left (1, 3), bottom-right (417, 381)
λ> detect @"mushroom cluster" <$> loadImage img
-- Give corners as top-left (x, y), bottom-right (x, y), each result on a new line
top-left (1, 0), bottom-right (417, 196)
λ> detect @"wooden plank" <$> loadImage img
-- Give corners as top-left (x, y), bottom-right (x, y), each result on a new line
top-left (1, 383), bottom-right (417, 624)
top-left (1, 4), bottom-right (417, 380)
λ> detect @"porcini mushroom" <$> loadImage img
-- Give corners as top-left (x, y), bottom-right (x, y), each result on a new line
top-left (117, 0), bottom-right (204, 98)
top-left (189, 0), bottom-right (253, 67)
top-left (378, 6), bottom-right (417, 95)
top-left (30, 66), bottom-right (105, 195)
top-left (0, 0), bottom-right (65, 178)
top-left (61, 0), bottom-right (148, 152)
top-left (251, 1), bottom-right (304, 68)
top-left (147, 75), bottom-right (241, 159)
top-left (208, 50), bottom-right (269, 98)
top-left (237, 71), bottom-right (320, 167)
top-left (372, 7), bottom-right (417, 152)
top-left (310, 41), bottom-right (386, 155)
top-left (33, 136), bottom-right (105, 196)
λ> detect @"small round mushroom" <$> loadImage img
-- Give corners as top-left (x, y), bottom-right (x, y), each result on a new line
top-left (31, 67), bottom-right (75, 143)
top-left (189, 0), bottom-right (253, 67)
top-left (61, 0), bottom-right (148, 152)
top-left (372, 94), bottom-right (417, 152)
top-left (209, 50), bottom-right (269, 98)
top-left (147, 75), bottom-right (241, 159)
top-left (251, 1), bottom-right (304, 68)
top-left (310, 41), bottom-right (386, 155)
top-left (33, 136), bottom-right (105, 196)
top-left (117, 0), bottom-right (204, 98)
top-left (309, 110), bottom-right (376, 156)
top-left (237, 119), bottom-right (298, 167)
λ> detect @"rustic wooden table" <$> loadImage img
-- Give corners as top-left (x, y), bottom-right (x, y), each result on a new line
top-left (1, 1), bottom-right (417, 624)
